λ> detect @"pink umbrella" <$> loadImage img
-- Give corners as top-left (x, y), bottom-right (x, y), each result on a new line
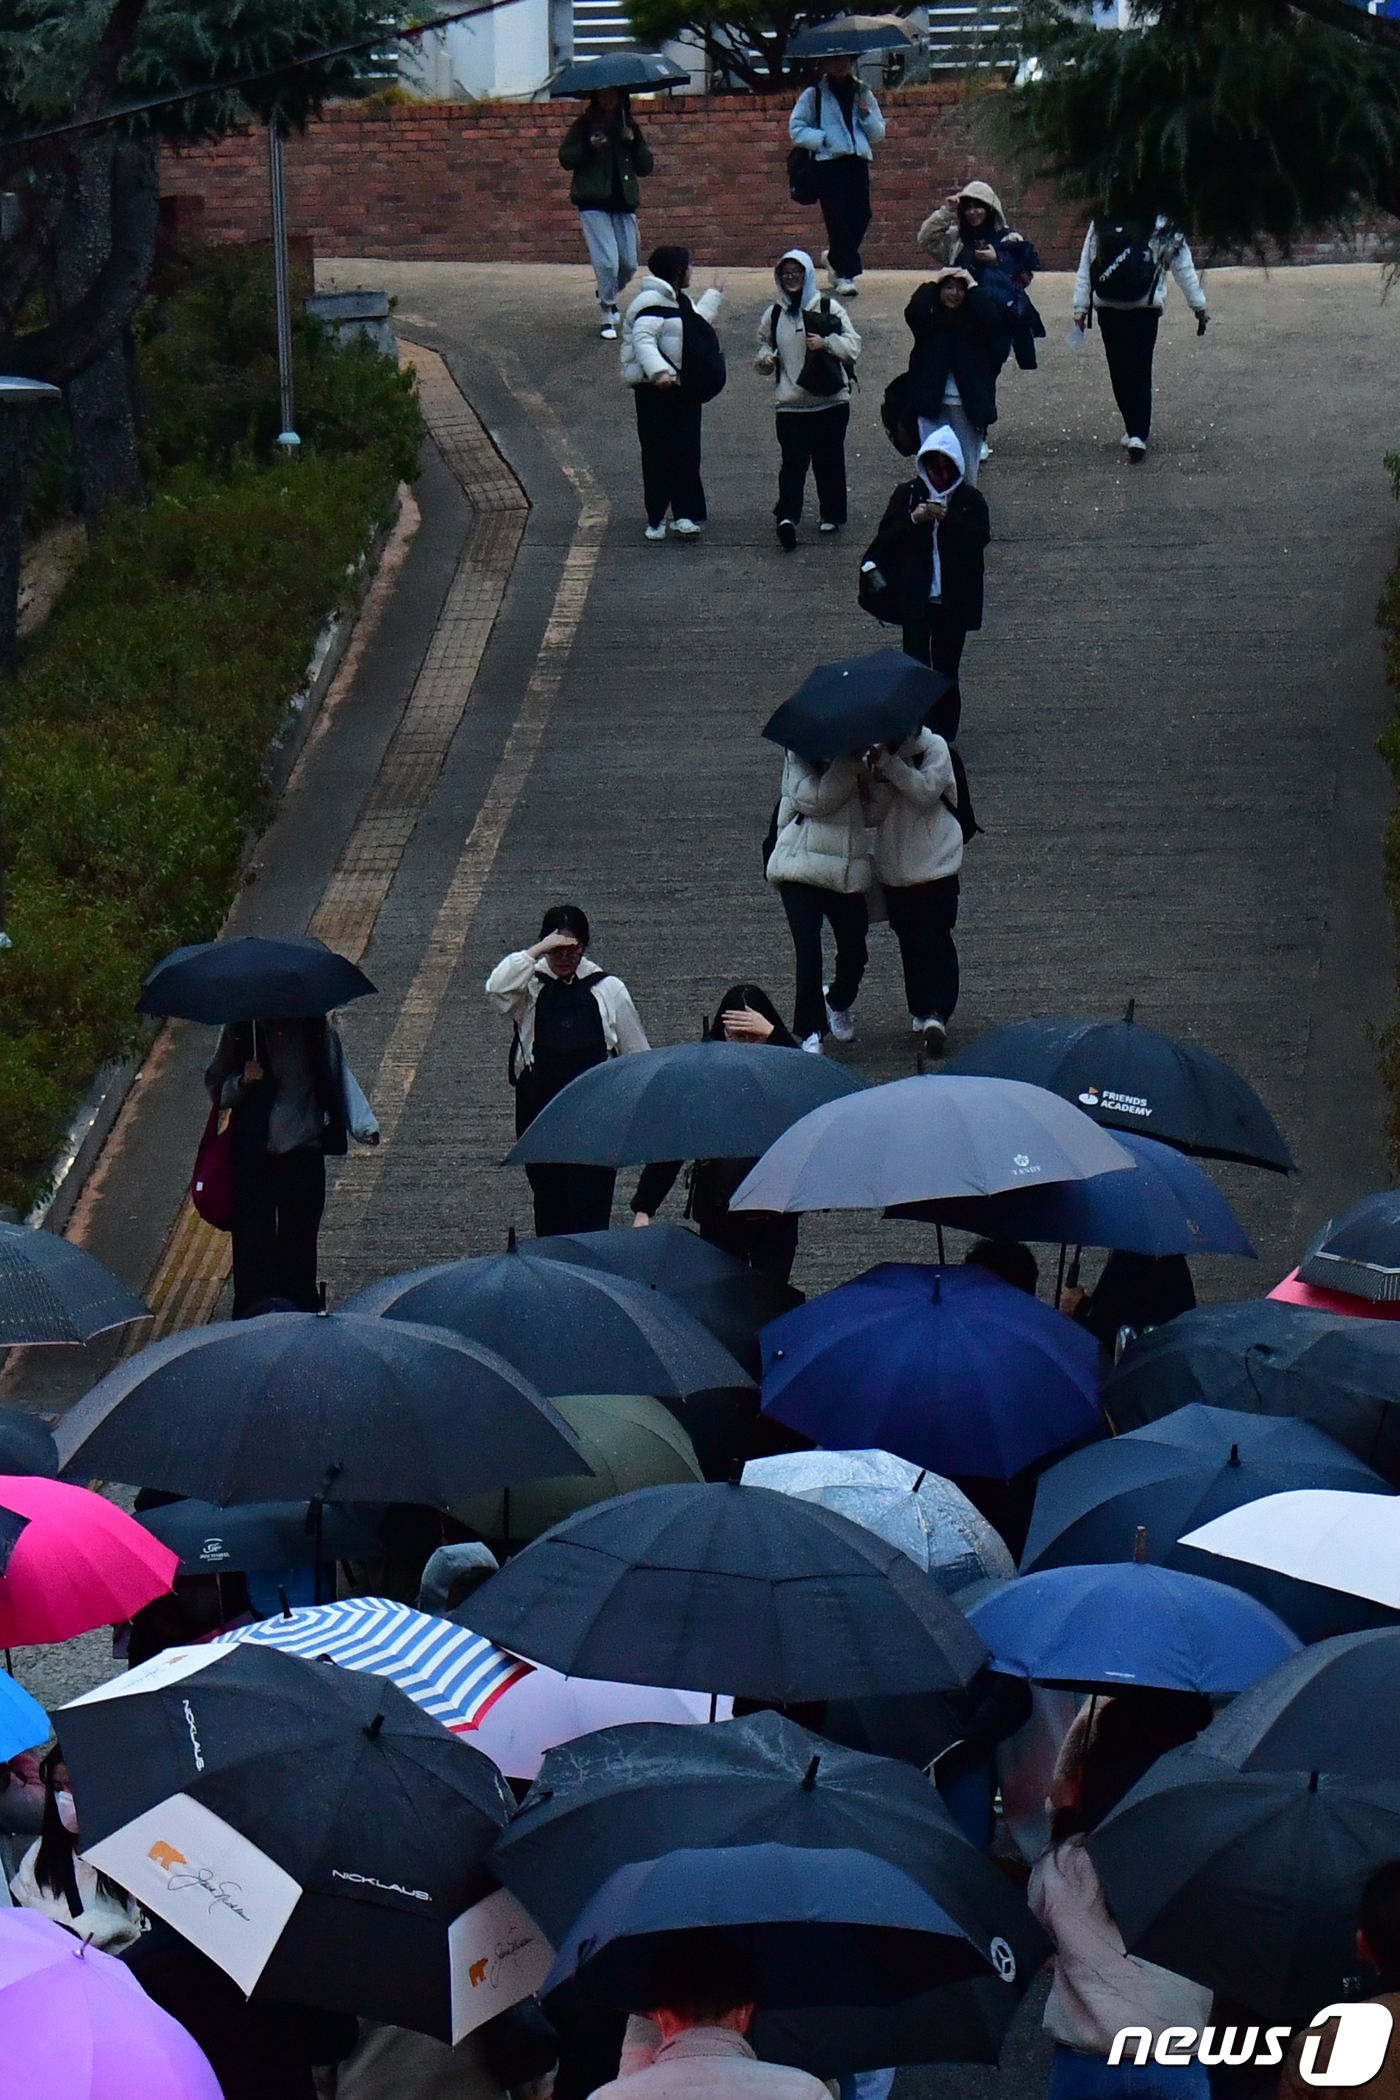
top-left (463, 1655), bottom-right (733, 1781)
top-left (0, 1909), bottom-right (221, 2099)
top-left (1269, 1269), bottom-right (1400, 1321)
top-left (0, 1476), bottom-right (176, 1645)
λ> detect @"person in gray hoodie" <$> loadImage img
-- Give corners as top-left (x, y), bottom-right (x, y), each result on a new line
top-left (755, 247), bottom-right (860, 551)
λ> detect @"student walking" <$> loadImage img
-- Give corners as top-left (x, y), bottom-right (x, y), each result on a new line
top-left (917, 179), bottom-right (1046, 399)
top-left (755, 248), bottom-right (860, 550)
top-left (559, 89), bottom-right (654, 340)
top-left (487, 904), bottom-right (649, 1237)
top-left (788, 55), bottom-right (884, 296)
top-left (622, 245), bottom-right (726, 541)
top-left (765, 748), bottom-right (872, 1052)
top-left (868, 725), bottom-right (966, 1060)
top-left (1072, 215), bottom-right (1209, 458)
top-left (902, 267), bottom-right (1004, 489)
top-left (860, 425), bottom-right (989, 707)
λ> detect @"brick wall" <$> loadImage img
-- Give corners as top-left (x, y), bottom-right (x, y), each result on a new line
top-left (164, 86), bottom-right (1088, 271)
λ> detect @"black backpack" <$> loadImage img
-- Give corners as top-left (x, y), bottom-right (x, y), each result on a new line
top-left (945, 745), bottom-right (980, 841)
top-left (678, 293), bottom-right (727, 403)
top-left (787, 144), bottom-right (821, 206)
top-left (1090, 222), bottom-right (1160, 308)
top-left (879, 370), bottom-right (920, 457)
top-left (510, 971), bottom-right (613, 1110)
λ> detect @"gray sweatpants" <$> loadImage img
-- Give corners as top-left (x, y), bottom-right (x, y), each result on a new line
top-left (578, 209), bottom-right (639, 308)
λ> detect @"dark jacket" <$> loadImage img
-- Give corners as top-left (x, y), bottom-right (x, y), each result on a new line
top-left (955, 232), bottom-right (1047, 369)
top-left (867, 477), bottom-right (991, 631)
top-left (903, 281), bottom-right (1005, 432)
top-left (205, 1018), bottom-right (351, 1159)
top-left (558, 102), bottom-right (653, 210)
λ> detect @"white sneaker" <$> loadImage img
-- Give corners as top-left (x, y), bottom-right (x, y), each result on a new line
top-left (600, 317), bottom-right (619, 341)
top-left (1126, 436), bottom-right (1147, 461)
top-left (1119, 433), bottom-right (1134, 449)
top-left (644, 523), bottom-right (666, 541)
top-left (915, 1013), bottom-right (947, 1056)
top-left (978, 437), bottom-right (992, 462)
top-left (835, 277), bottom-right (858, 297)
top-left (819, 520), bottom-right (840, 534)
top-left (671, 517), bottom-right (701, 537)
top-left (825, 999), bottom-right (855, 1043)
top-left (801, 1032), bottom-right (824, 1055)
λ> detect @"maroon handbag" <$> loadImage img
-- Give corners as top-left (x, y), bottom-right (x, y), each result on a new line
top-left (191, 1103), bottom-right (236, 1230)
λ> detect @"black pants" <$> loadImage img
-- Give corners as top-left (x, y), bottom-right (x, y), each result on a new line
top-left (525, 1162), bottom-right (616, 1237)
top-left (231, 1146), bottom-right (326, 1316)
top-left (775, 404), bottom-right (849, 526)
top-left (704, 1208), bottom-right (801, 1285)
top-left (780, 882), bottom-right (869, 1040)
top-left (634, 385), bottom-right (706, 526)
top-left (903, 608), bottom-right (967, 735)
top-left (816, 156), bottom-right (871, 281)
top-left (885, 875), bottom-right (960, 1022)
top-left (1097, 306), bottom-right (1159, 442)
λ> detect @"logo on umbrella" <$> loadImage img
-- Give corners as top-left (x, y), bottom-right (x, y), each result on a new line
top-left (1010, 1154), bottom-right (1041, 1178)
top-left (1078, 1088), bottom-right (1101, 1106)
top-left (989, 1935), bottom-right (1016, 1983)
top-left (146, 1836), bottom-right (252, 1921)
top-left (198, 1536), bottom-right (232, 1564)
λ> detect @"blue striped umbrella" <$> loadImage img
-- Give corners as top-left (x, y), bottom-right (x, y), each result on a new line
top-left (230, 1596), bottom-right (531, 1733)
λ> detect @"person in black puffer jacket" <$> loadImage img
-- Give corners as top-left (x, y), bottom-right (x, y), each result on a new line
top-left (862, 424), bottom-right (990, 697)
top-left (902, 267), bottom-right (1005, 488)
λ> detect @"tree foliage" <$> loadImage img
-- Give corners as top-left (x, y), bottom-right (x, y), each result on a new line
top-left (625, 0), bottom-right (803, 90)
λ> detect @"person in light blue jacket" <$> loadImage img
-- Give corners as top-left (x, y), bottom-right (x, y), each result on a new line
top-left (788, 55), bottom-right (885, 296)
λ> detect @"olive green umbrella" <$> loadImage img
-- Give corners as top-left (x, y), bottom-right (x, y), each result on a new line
top-left (454, 1393), bottom-right (703, 1547)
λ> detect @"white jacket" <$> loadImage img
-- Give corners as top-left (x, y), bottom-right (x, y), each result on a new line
top-left (868, 730), bottom-right (963, 886)
top-left (788, 79), bottom-right (885, 161)
top-left (1074, 219), bottom-right (1205, 314)
top-left (621, 275), bottom-right (725, 387)
top-left (1029, 1837), bottom-right (1212, 2058)
top-left (756, 249), bottom-right (860, 412)
top-left (765, 752), bottom-right (872, 895)
top-left (485, 951), bottom-right (649, 1067)
top-left (593, 2027), bottom-right (831, 2100)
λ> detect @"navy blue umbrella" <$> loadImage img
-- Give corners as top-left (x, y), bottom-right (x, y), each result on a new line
top-left (762, 649), bottom-right (952, 764)
top-left (137, 935), bottom-right (374, 1023)
top-left (0, 1224), bottom-right (149, 1346)
top-left (761, 1264), bottom-right (1102, 1480)
top-left (549, 51), bottom-right (688, 93)
top-left (889, 1133), bottom-right (1255, 1260)
top-left (967, 1561), bottom-right (1300, 1693)
top-left (1298, 1191), bottom-right (1400, 1303)
top-left (943, 1006), bottom-right (1293, 1172)
top-left (1020, 1403), bottom-right (1396, 1640)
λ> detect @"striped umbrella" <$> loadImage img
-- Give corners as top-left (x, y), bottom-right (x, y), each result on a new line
top-left (230, 1596), bottom-right (531, 1734)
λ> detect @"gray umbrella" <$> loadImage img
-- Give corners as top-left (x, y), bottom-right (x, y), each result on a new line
top-left (549, 51), bottom-right (688, 93)
top-left (731, 1075), bottom-right (1134, 1214)
top-left (0, 1224), bottom-right (147, 1346)
top-left (740, 1450), bottom-right (1014, 1594)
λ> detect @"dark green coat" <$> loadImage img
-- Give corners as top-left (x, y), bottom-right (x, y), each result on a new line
top-left (558, 105), bottom-right (654, 210)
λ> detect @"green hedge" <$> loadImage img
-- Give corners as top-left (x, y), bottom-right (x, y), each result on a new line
top-left (0, 245), bottom-right (422, 1208)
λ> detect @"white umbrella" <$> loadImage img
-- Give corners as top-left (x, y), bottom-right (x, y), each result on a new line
top-left (740, 1449), bottom-right (1014, 1594)
top-left (463, 1661), bottom-right (733, 1781)
top-left (1180, 1488), bottom-right (1400, 1610)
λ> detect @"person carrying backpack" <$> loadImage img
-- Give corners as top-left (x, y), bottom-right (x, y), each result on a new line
top-left (900, 267), bottom-right (1004, 490)
top-left (755, 247), bottom-right (861, 550)
top-left (1072, 214), bottom-right (1209, 459)
top-left (621, 244), bottom-right (725, 541)
top-left (486, 904), bottom-right (649, 1236)
top-left (788, 53), bottom-right (884, 297)
top-left (867, 727), bottom-right (967, 1061)
top-left (859, 424), bottom-right (990, 713)
top-left (558, 88), bottom-right (654, 341)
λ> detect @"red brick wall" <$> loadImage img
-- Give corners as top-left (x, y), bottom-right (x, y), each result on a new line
top-left (164, 86), bottom-right (1087, 271)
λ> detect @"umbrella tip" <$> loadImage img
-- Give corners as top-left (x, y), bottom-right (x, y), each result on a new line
top-left (1228, 1444), bottom-right (1240, 1466)
top-left (1309, 1771), bottom-right (1319, 1792)
top-left (507, 1225), bottom-right (517, 1253)
top-left (278, 1585), bottom-right (292, 1620)
top-left (912, 1469), bottom-right (927, 1494)
top-left (802, 1755), bottom-right (820, 1790)
top-left (365, 1713), bottom-right (385, 1740)
top-left (1123, 998), bottom-right (1136, 1024)
top-left (1133, 1526), bottom-right (1147, 1563)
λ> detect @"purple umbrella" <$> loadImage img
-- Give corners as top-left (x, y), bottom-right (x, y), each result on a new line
top-left (0, 1910), bottom-right (221, 2099)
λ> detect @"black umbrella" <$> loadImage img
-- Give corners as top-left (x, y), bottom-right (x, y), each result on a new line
top-left (136, 935), bottom-right (375, 1024)
top-left (786, 17), bottom-right (916, 56)
top-left (1203, 1628), bottom-right (1400, 1782)
top-left (1101, 1300), bottom-right (1400, 1486)
top-left (53, 1310), bottom-right (590, 1506)
top-left (463, 1482), bottom-right (987, 1701)
top-left (751, 1977), bottom-right (1027, 2078)
top-left (342, 1248), bottom-right (751, 1403)
top-left (944, 1006), bottom-right (1294, 1172)
top-left (135, 1498), bottom-right (380, 1575)
top-left (57, 1643), bottom-right (516, 2041)
top-left (762, 649), bottom-right (952, 766)
top-left (1298, 1192), bottom-right (1400, 1303)
top-left (0, 1411), bottom-right (58, 1477)
top-left (0, 1225), bottom-right (148, 1346)
top-left (1087, 1746), bottom-right (1400, 2023)
top-left (505, 1043), bottom-right (865, 1169)
top-left (1021, 1403), bottom-right (1397, 1640)
top-left (549, 51), bottom-right (688, 93)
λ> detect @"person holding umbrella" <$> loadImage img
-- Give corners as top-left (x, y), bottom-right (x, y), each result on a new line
top-left (867, 722), bottom-right (966, 1060)
top-left (559, 86), bottom-right (654, 341)
top-left (764, 746), bottom-right (873, 1053)
top-left (788, 54), bottom-right (885, 297)
top-left (860, 427), bottom-right (989, 694)
top-left (589, 1935), bottom-right (831, 2100)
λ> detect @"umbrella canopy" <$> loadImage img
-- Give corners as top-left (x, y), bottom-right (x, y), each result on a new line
top-left (1021, 1404), bottom-right (1396, 1639)
top-left (0, 1475), bottom-right (175, 1644)
top-left (751, 1975), bottom-right (1028, 2079)
top-left (549, 50), bottom-right (688, 93)
top-left (464, 1482), bottom-right (988, 1702)
top-left (343, 1250), bottom-right (751, 1403)
top-left (54, 1311), bottom-right (588, 1506)
top-left (967, 1561), bottom-right (1300, 1693)
top-left (732, 1075), bottom-right (1134, 1215)
top-left (760, 1265), bottom-right (1102, 1481)
top-left (491, 1711), bottom-right (1044, 1984)
top-left (0, 1910), bottom-right (222, 2100)
top-left (0, 1670), bottom-right (51, 1761)
top-left (452, 1392), bottom-right (703, 1545)
top-left (460, 1661), bottom-right (731, 1783)
top-left (1298, 1191), bottom-right (1400, 1303)
top-left (1269, 1267), bottom-right (1400, 1318)
top-left (136, 1498), bottom-right (379, 1575)
top-left (1087, 1747), bottom-right (1400, 2024)
top-left (761, 649), bottom-right (950, 764)
top-left (0, 1225), bottom-right (148, 1346)
top-left (505, 1042), bottom-right (865, 1168)
top-left (890, 1132), bottom-right (1254, 1260)
top-left (944, 1009), bottom-right (1293, 1172)
top-left (1101, 1299), bottom-right (1400, 1485)
top-left (786, 14), bottom-right (916, 55)
top-left (740, 1449), bottom-right (1014, 1593)
top-left (60, 1643), bottom-right (522, 2041)
top-left (226, 1597), bottom-right (534, 1733)
top-left (1180, 1488), bottom-right (1400, 1612)
top-left (136, 935), bottom-right (374, 1023)
top-left (1201, 1628), bottom-right (1400, 1781)
top-left (0, 1411), bottom-right (57, 1477)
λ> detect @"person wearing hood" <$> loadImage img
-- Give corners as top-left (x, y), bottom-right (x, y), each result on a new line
top-left (621, 245), bottom-right (725, 541)
top-left (559, 88), bottom-right (654, 340)
top-left (867, 717), bottom-right (965, 1061)
top-left (860, 426), bottom-right (990, 698)
top-left (788, 54), bottom-right (885, 297)
top-left (918, 179), bottom-right (1046, 410)
top-left (755, 249), bottom-right (861, 550)
top-left (901, 267), bottom-right (1004, 489)
top-left (1072, 214), bottom-right (1209, 459)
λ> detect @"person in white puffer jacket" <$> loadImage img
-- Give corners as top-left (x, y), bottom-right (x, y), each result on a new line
top-left (867, 727), bottom-right (964, 1059)
top-left (765, 747), bottom-right (872, 1052)
top-left (755, 247), bottom-right (860, 551)
top-left (621, 244), bottom-right (724, 541)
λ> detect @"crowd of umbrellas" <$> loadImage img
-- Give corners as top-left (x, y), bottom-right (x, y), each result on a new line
top-left (3, 929), bottom-right (1400, 2092)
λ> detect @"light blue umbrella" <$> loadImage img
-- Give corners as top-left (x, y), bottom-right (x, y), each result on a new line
top-left (0, 1672), bottom-right (49, 1761)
